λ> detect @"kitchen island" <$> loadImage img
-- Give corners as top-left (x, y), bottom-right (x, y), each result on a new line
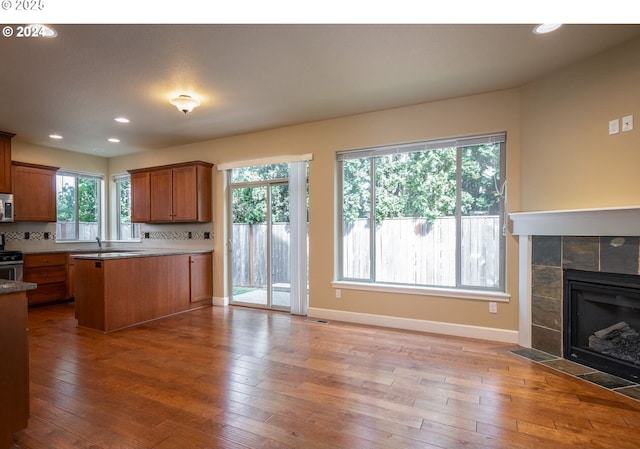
top-left (72, 250), bottom-right (213, 332)
top-left (0, 280), bottom-right (37, 449)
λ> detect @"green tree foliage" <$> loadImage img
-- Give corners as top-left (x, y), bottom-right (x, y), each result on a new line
top-left (231, 144), bottom-right (501, 226)
top-left (119, 180), bottom-right (131, 224)
top-left (231, 163), bottom-right (291, 224)
top-left (56, 182), bottom-right (76, 222)
top-left (56, 177), bottom-right (99, 223)
top-left (342, 143), bottom-right (501, 223)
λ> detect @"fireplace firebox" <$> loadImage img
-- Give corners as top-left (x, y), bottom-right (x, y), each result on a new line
top-left (564, 269), bottom-right (640, 382)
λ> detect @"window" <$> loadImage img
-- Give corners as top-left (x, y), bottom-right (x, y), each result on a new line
top-left (56, 171), bottom-right (103, 241)
top-left (337, 132), bottom-right (506, 291)
top-left (114, 174), bottom-right (139, 240)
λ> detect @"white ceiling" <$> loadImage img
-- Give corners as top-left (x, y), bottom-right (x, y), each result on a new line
top-left (1, 24), bottom-right (639, 158)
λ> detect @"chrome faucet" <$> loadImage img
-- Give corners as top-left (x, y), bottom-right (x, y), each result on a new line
top-left (96, 236), bottom-right (102, 249)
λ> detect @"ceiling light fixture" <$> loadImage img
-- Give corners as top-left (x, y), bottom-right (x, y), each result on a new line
top-left (533, 24), bottom-right (563, 35)
top-left (114, 117), bottom-right (130, 123)
top-left (170, 94), bottom-right (200, 114)
top-left (108, 138), bottom-right (120, 143)
top-left (49, 134), bottom-right (63, 139)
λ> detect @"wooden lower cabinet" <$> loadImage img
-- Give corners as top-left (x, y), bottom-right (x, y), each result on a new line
top-left (74, 253), bottom-right (213, 332)
top-left (190, 253), bottom-right (213, 302)
top-left (23, 253), bottom-right (68, 306)
top-left (0, 291), bottom-right (29, 449)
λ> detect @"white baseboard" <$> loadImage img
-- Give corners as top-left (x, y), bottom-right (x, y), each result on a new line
top-left (213, 296), bottom-right (229, 307)
top-left (307, 307), bottom-right (519, 344)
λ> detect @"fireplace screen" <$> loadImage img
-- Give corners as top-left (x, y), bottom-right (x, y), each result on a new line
top-left (564, 269), bottom-right (640, 382)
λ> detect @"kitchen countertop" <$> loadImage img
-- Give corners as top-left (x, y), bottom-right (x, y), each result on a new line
top-left (70, 249), bottom-right (213, 260)
top-left (0, 280), bottom-right (37, 294)
top-left (18, 247), bottom-right (212, 255)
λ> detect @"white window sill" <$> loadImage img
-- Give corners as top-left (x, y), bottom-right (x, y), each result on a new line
top-left (331, 281), bottom-right (511, 303)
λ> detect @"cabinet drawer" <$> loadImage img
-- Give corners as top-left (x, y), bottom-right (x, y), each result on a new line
top-left (27, 282), bottom-right (67, 304)
top-left (24, 253), bottom-right (67, 267)
top-left (24, 266), bottom-right (67, 284)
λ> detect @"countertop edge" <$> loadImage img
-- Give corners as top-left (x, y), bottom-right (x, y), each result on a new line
top-left (70, 249), bottom-right (213, 260)
top-left (0, 280), bottom-right (38, 294)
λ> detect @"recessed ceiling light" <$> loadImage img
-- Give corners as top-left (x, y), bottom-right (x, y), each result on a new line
top-left (114, 117), bottom-right (130, 123)
top-left (49, 134), bottom-right (63, 139)
top-left (108, 138), bottom-right (120, 143)
top-left (533, 24), bottom-right (563, 35)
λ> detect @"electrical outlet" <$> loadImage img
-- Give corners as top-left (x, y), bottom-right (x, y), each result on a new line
top-left (335, 289), bottom-right (341, 299)
top-left (489, 302), bottom-right (497, 314)
top-left (622, 114), bottom-right (634, 132)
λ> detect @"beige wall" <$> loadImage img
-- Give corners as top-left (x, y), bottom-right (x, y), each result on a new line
top-left (110, 88), bottom-right (522, 331)
top-left (12, 140), bottom-right (108, 174)
top-left (11, 34), bottom-right (639, 335)
top-left (520, 35), bottom-right (640, 211)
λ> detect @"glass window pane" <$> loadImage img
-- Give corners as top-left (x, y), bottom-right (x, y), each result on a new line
top-left (232, 186), bottom-right (268, 305)
top-left (341, 158), bottom-right (371, 280)
top-left (460, 143), bottom-right (501, 288)
top-left (231, 163), bottom-right (289, 183)
top-left (337, 134), bottom-right (505, 292)
top-left (374, 149), bottom-right (457, 286)
top-left (56, 173), bottom-right (102, 241)
top-left (56, 175), bottom-right (77, 240)
top-left (117, 178), bottom-right (133, 240)
top-left (78, 177), bottom-right (99, 240)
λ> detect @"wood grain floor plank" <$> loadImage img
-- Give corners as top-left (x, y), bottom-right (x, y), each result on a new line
top-left (14, 304), bottom-right (640, 449)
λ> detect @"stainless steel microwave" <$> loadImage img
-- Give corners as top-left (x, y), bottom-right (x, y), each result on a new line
top-left (0, 193), bottom-right (14, 222)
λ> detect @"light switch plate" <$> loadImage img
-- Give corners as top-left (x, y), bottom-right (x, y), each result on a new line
top-left (609, 119), bottom-right (620, 135)
top-left (622, 114), bottom-right (634, 132)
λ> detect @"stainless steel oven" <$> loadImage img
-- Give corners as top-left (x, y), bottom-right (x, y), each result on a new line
top-left (0, 251), bottom-right (24, 281)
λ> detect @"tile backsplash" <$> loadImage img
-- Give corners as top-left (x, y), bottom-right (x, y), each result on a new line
top-left (0, 222), bottom-right (214, 252)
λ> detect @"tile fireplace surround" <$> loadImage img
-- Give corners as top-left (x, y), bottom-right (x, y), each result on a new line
top-left (510, 206), bottom-right (640, 353)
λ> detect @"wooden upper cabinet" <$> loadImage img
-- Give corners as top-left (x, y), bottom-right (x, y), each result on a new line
top-left (0, 131), bottom-right (15, 193)
top-left (130, 171), bottom-right (151, 222)
top-left (128, 161), bottom-right (213, 223)
top-left (150, 168), bottom-right (174, 222)
top-left (172, 165), bottom-right (200, 221)
top-left (11, 161), bottom-right (59, 222)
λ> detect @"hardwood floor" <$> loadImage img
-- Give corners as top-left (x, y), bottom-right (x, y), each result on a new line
top-left (15, 303), bottom-right (640, 449)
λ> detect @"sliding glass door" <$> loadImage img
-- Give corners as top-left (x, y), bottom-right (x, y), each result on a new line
top-left (229, 165), bottom-right (291, 310)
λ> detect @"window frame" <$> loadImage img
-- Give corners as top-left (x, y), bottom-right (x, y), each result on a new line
top-left (336, 132), bottom-right (507, 293)
top-left (56, 170), bottom-right (104, 242)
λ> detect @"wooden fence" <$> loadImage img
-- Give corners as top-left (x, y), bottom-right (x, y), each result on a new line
top-left (232, 215), bottom-right (500, 288)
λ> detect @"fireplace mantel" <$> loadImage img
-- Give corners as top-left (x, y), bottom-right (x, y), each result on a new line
top-left (510, 206), bottom-right (640, 237)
